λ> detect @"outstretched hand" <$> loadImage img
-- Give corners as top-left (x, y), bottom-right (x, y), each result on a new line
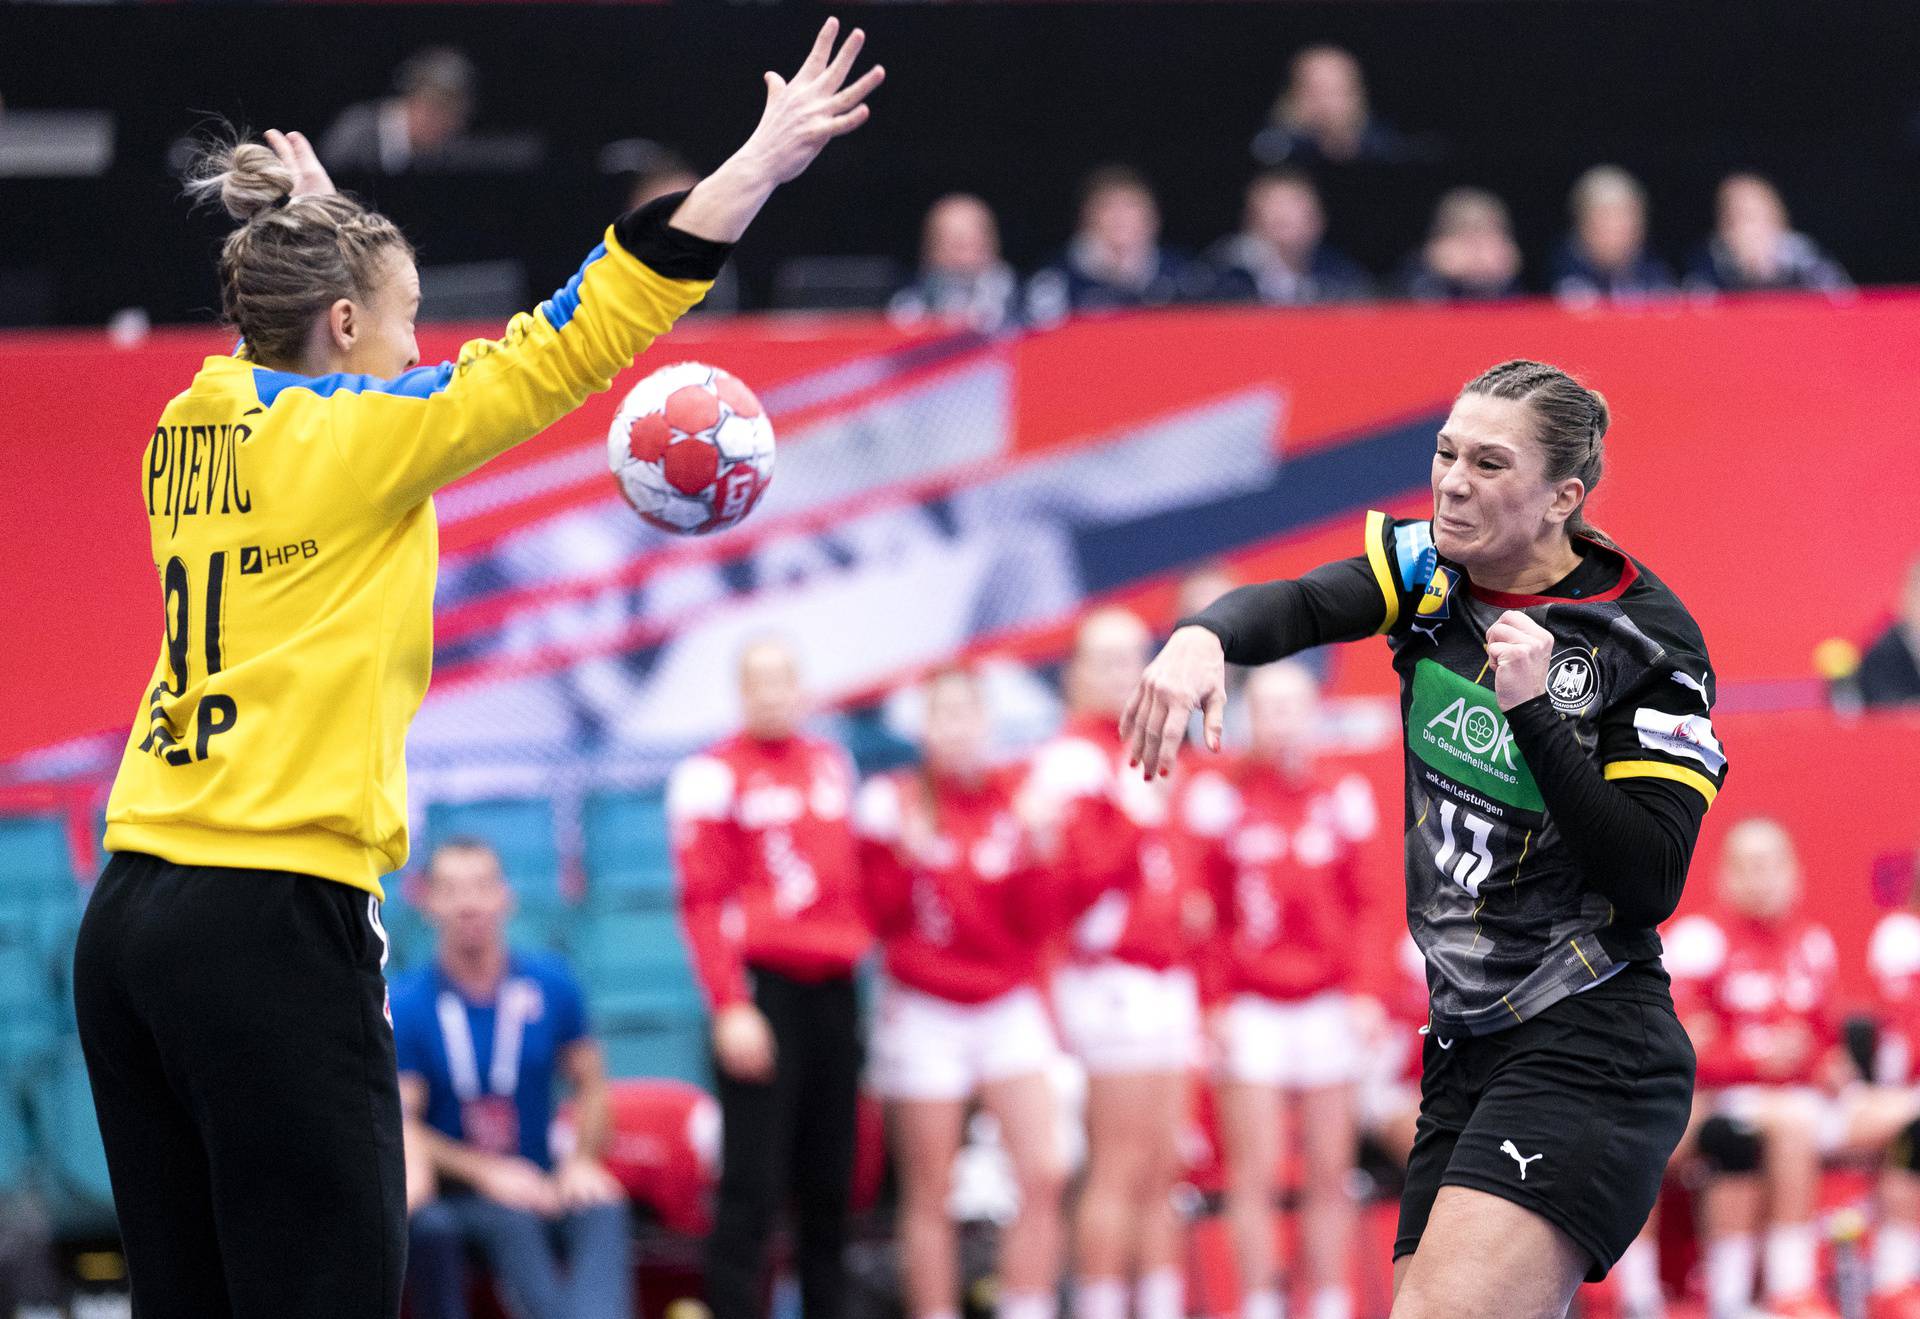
top-left (1119, 625), bottom-right (1229, 780)
top-left (670, 18), bottom-right (884, 245)
top-left (738, 18), bottom-right (885, 187)
top-left (264, 129), bottom-right (335, 199)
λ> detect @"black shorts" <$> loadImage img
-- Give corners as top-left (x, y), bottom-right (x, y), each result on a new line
top-left (73, 851), bottom-right (405, 1319)
top-left (1393, 969), bottom-right (1696, 1282)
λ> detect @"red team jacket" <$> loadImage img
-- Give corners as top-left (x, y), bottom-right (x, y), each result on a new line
top-left (1869, 910), bottom-right (1920, 1083)
top-left (1026, 714), bottom-right (1190, 973)
top-left (855, 766), bottom-right (1056, 1004)
top-left (1176, 758), bottom-right (1378, 1004)
top-left (667, 733), bottom-right (870, 1009)
top-left (1665, 907), bottom-right (1840, 1089)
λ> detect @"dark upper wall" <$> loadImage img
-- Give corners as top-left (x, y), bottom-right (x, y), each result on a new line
top-left (2, 0), bottom-right (1917, 325)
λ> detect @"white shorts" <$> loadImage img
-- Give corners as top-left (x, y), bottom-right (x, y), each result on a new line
top-left (868, 982), bottom-right (1060, 1103)
top-left (1712, 1084), bottom-right (1853, 1156)
top-left (1052, 961), bottom-right (1200, 1076)
top-left (1357, 1023), bottom-right (1422, 1130)
top-left (1216, 991), bottom-right (1365, 1090)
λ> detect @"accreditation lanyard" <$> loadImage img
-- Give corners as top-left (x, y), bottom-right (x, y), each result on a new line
top-left (438, 978), bottom-right (539, 1156)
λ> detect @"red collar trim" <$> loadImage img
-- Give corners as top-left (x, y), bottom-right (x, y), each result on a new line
top-left (1466, 539), bottom-right (1639, 608)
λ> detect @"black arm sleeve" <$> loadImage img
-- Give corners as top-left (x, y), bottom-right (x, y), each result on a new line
top-left (1177, 556), bottom-right (1388, 666)
top-left (612, 190), bottom-right (736, 282)
top-left (1505, 695), bottom-right (1708, 927)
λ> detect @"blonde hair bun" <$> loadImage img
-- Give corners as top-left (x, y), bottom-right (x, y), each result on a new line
top-left (184, 139), bottom-right (295, 223)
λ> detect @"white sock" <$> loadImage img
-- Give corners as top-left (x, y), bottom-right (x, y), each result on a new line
top-left (1135, 1268), bottom-right (1185, 1319)
top-left (1306, 1286), bottom-right (1350, 1319)
top-left (924, 1310), bottom-right (961, 1319)
top-left (1705, 1234), bottom-right (1757, 1319)
top-left (1240, 1288), bottom-right (1283, 1319)
top-left (1074, 1279), bottom-right (1128, 1319)
top-left (999, 1293), bottom-right (1057, 1319)
top-left (1764, 1222), bottom-right (1819, 1300)
top-left (1877, 1222), bottom-right (1920, 1295)
top-left (1615, 1238), bottom-right (1664, 1316)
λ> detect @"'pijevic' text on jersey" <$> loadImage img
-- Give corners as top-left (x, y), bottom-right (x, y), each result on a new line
top-left (1362, 511), bottom-right (1726, 1034)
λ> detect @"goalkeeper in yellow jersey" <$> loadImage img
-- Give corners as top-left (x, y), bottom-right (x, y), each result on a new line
top-left (72, 23), bottom-right (882, 1318)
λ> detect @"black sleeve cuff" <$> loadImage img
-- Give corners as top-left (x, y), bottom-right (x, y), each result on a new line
top-left (1175, 614), bottom-right (1235, 654)
top-left (612, 190), bottom-right (735, 282)
top-left (1504, 694), bottom-right (1561, 740)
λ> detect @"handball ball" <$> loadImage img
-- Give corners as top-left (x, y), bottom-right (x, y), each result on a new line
top-left (608, 362), bottom-right (775, 535)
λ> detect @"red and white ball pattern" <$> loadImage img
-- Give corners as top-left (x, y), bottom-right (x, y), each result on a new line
top-left (608, 362), bottom-right (775, 535)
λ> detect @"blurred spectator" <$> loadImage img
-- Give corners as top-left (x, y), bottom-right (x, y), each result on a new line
top-left (1251, 45), bottom-right (1407, 168)
top-left (1685, 172), bottom-right (1852, 296)
top-left (322, 48), bottom-right (478, 174)
top-left (1025, 166), bottom-right (1210, 326)
top-left (396, 838), bottom-right (633, 1319)
top-left (888, 192), bottom-right (1021, 334)
top-left (1175, 560), bottom-right (1237, 622)
top-left (1857, 554), bottom-right (1920, 708)
top-left (1206, 169), bottom-right (1372, 306)
top-left (1396, 187), bottom-right (1523, 302)
top-left (1549, 165), bottom-right (1676, 309)
top-left (603, 140), bottom-right (740, 314)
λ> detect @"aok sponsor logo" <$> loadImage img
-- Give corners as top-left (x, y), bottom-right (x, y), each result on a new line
top-left (1409, 660), bottom-right (1544, 814)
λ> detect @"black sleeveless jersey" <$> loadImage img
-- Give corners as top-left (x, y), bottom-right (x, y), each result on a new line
top-left (1361, 511), bottom-right (1727, 1035)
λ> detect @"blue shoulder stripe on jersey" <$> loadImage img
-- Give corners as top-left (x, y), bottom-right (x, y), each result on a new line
top-left (252, 362), bottom-right (456, 407)
top-left (538, 242), bottom-right (607, 332)
top-left (1392, 521), bottom-right (1437, 592)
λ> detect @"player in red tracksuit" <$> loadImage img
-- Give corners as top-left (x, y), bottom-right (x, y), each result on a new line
top-left (1023, 607), bottom-right (1196, 1319)
top-left (1667, 818), bottom-right (1870, 1319)
top-left (668, 637), bottom-right (870, 1319)
top-left (859, 666), bottom-right (1069, 1319)
top-left (1359, 933), bottom-right (1432, 1172)
top-left (1179, 661), bottom-right (1380, 1319)
top-left (1856, 872), bottom-right (1920, 1319)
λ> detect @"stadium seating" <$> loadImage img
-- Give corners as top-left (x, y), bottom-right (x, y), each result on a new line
top-left (0, 1085), bottom-right (29, 1200)
top-left (30, 1041), bottom-right (115, 1235)
top-left (600, 1023), bottom-right (711, 1091)
top-left (580, 789), bottom-right (676, 913)
top-left (0, 796), bottom-right (721, 1236)
top-left (0, 814), bottom-right (78, 1177)
top-left (577, 909), bottom-right (703, 1027)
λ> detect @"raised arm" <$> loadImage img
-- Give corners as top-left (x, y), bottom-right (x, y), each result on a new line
top-left (1121, 556), bottom-right (1387, 779)
top-left (297, 21), bottom-right (882, 514)
top-left (671, 18), bottom-right (884, 244)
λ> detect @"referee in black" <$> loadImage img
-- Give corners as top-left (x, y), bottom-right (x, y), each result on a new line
top-left (72, 25), bottom-right (881, 1317)
top-left (1125, 361), bottom-right (1724, 1319)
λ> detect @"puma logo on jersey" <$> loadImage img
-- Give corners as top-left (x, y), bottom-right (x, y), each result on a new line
top-left (1411, 618), bottom-right (1444, 644)
top-left (1500, 1140), bottom-right (1543, 1179)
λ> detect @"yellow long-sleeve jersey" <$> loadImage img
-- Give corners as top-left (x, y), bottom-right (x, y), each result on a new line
top-left (104, 200), bottom-right (727, 897)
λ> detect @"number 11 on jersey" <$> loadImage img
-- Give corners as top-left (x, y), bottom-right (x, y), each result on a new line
top-left (1433, 799), bottom-right (1496, 897)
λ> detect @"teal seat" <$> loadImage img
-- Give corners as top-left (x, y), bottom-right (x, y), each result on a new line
top-left (578, 910), bottom-right (703, 1028)
top-left (0, 1085), bottom-right (30, 1197)
top-left (0, 932), bottom-right (58, 1053)
top-left (423, 798), bottom-right (562, 902)
top-left (0, 813), bottom-right (76, 902)
top-left (33, 1043), bottom-right (115, 1235)
top-left (581, 791), bottom-right (676, 911)
top-left (600, 1022), bottom-right (711, 1089)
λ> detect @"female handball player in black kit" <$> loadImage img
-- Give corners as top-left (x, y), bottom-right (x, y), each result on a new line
top-left (1123, 361), bottom-right (1725, 1319)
